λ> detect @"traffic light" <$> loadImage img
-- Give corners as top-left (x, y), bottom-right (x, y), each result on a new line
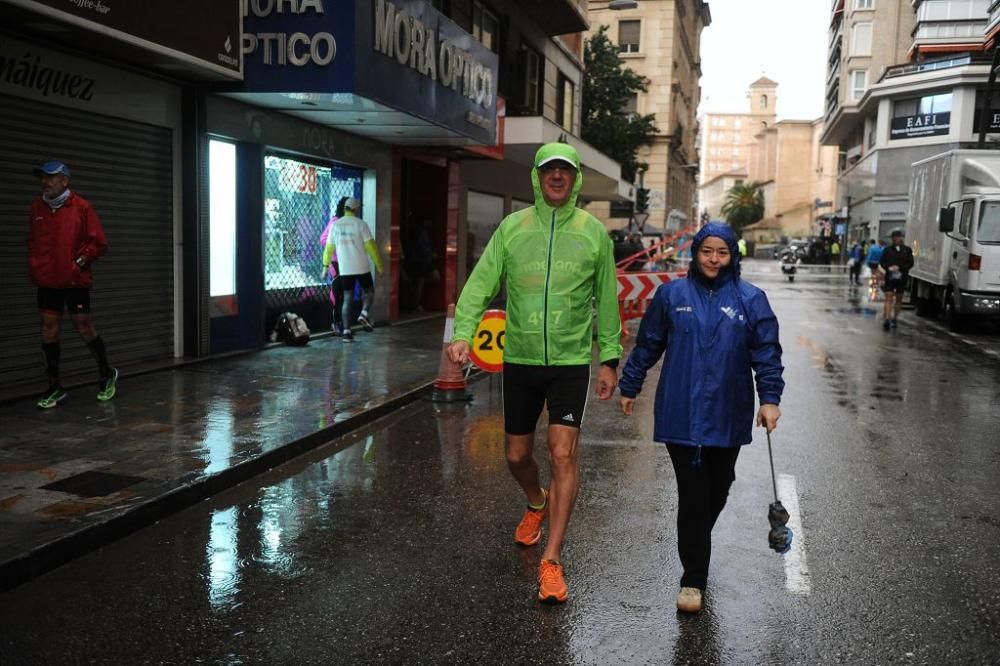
top-left (635, 187), bottom-right (649, 213)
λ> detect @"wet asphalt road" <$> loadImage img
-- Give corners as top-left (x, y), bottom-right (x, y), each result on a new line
top-left (1, 274), bottom-right (999, 665)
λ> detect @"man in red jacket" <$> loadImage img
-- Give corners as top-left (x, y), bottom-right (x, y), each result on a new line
top-left (29, 161), bottom-right (118, 408)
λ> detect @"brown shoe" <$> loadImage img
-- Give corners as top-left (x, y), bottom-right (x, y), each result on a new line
top-left (676, 587), bottom-right (702, 613)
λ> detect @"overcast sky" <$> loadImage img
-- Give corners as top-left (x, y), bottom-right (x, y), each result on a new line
top-left (698, 0), bottom-right (829, 120)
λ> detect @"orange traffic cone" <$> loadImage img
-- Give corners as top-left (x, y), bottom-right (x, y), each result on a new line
top-left (431, 304), bottom-right (472, 402)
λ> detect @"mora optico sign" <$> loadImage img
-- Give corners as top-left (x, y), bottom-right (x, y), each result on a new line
top-left (242, 0), bottom-right (498, 144)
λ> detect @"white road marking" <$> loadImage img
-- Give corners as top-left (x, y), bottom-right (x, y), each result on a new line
top-left (777, 473), bottom-right (811, 595)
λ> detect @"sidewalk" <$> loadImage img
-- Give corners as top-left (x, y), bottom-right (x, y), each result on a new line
top-left (0, 317), bottom-right (450, 592)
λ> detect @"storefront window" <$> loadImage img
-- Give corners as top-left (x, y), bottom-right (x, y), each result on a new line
top-left (262, 154), bottom-right (362, 295)
top-left (209, 139), bottom-right (237, 298)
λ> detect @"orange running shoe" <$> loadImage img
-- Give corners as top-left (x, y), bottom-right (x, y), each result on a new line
top-left (514, 490), bottom-right (547, 546)
top-left (538, 559), bottom-right (568, 603)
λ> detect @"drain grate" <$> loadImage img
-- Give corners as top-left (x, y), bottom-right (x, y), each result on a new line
top-left (41, 471), bottom-right (145, 497)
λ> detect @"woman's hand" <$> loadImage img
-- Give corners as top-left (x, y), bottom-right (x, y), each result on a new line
top-left (756, 404), bottom-right (781, 432)
top-left (619, 397), bottom-right (635, 416)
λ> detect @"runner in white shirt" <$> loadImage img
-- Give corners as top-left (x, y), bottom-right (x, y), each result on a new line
top-left (321, 198), bottom-right (383, 342)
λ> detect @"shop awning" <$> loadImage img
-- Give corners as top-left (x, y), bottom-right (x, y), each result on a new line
top-left (223, 91), bottom-right (494, 146)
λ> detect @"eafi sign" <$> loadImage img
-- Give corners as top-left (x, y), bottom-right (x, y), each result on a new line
top-left (890, 112), bottom-right (950, 140)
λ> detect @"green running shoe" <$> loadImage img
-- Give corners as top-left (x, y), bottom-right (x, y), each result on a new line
top-left (97, 368), bottom-right (119, 402)
top-left (36, 385), bottom-right (67, 409)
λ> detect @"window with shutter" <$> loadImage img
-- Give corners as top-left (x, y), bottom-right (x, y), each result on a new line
top-left (618, 20), bottom-right (640, 53)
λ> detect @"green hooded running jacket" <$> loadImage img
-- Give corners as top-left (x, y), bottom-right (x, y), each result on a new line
top-left (452, 143), bottom-right (622, 366)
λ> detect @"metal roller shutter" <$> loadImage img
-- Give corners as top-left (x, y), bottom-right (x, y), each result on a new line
top-left (0, 93), bottom-right (174, 389)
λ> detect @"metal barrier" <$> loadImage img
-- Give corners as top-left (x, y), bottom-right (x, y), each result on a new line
top-left (615, 224), bottom-right (698, 271)
top-left (617, 270), bottom-right (688, 335)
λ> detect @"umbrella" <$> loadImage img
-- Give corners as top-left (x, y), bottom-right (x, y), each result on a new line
top-left (766, 431), bottom-right (793, 554)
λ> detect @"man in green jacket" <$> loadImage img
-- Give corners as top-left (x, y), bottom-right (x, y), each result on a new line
top-left (447, 143), bottom-right (622, 604)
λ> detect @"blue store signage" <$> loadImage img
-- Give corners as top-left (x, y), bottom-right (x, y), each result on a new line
top-left (242, 0), bottom-right (498, 144)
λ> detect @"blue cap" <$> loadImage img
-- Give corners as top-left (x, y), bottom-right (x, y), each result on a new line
top-left (33, 161), bottom-right (71, 178)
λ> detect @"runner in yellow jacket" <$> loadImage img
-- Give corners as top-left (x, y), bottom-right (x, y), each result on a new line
top-left (447, 142), bottom-right (622, 604)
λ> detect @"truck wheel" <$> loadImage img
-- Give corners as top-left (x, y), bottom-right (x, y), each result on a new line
top-left (944, 294), bottom-right (967, 333)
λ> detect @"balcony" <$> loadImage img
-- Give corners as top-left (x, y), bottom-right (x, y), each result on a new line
top-left (911, 0), bottom-right (989, 55)
top-left (828, 37), bottom-right (842, 72)
top-left (827, 57), bottom-right (842, 88)
top-left (829, 19), bottom-right (843, 52)
top-left (987, 0), bottom-right (1000, 43)
top-left (824, 78), bottom-right (841, 123)
top-left (508, 0), bottom-right (588, 36)
top-left (880, 52), bottom-right (991, 81)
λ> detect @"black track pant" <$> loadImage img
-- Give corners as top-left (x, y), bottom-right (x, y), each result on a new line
top-left (666, 444), bottom-right (741, 590)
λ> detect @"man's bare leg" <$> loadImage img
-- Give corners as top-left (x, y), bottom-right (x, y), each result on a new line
top-left (542, 424), bottom-right (580, 562)
top-left (506, 433), bottom-right (545, 507)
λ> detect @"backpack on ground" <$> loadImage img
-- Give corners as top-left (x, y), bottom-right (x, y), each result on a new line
top-left (271, 312), bottom-right (311, 346)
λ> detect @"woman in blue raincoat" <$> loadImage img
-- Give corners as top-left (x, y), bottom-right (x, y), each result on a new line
top-left (618, 222), bottom-right (785, 614)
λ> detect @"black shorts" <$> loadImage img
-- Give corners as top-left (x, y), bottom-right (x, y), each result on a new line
top-left (502, 363), bottom-right (590, 435)
top-left (37, 287), bottom-right (90, 314)
top-left (883, 278), bottom-right (906, 294)
top-left (340, 273), bottom-right (374, 293)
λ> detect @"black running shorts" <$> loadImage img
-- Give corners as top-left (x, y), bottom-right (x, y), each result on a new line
top-left (37, 287), bottom-right (90, 314)
top-left (883, 278), bottom-right (906, 294)
top-left (502, 363), bottom-right (591, 435)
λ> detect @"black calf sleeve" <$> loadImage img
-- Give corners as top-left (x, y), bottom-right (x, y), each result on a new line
top-left (87, 336), bottom-right (111, 376)
top-left (42, 342), bottom-right (61, 381)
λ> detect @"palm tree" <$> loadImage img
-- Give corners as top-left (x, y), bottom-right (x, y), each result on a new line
top-left (721, 182), bottom-right (765, 235)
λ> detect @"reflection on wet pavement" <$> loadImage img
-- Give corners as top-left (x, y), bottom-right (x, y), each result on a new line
top-left (0, 319), bottom-right (444, 584)
top-left (0, 279), bottom-right (998, 663)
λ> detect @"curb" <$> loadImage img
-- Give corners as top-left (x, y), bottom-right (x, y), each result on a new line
top-left (0, 376), bottom-right (444, 593)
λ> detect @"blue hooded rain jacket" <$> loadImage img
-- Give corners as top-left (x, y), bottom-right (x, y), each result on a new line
top-left (618, 223), bottom-right (784, 448)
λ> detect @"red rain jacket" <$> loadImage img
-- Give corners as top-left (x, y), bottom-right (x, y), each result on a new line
top-left (28, 193), bottom-right (107, 289)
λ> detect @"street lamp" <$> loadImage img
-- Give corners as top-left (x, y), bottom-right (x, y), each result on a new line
top-left (609, 1), bottom-right (638, 9)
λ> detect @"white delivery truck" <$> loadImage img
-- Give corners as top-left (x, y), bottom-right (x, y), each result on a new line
top-left (906, 150), bottom-right (1000, 330)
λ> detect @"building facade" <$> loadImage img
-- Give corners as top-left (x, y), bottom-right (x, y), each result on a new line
top-left (820, 0), bottom-right (1000, 244)
top-left (700, 77), bottom-right (777, 185)
top-left (0, 0), bottom-right (623, 394)
top-left (699, 78), bottom-right (837, 240)
top-left (698, 169), bottom-right (748, 220)
top-left (0, 1), bottom-right (241, 389)
top-left (585, 0), bottom-right (711, 232)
